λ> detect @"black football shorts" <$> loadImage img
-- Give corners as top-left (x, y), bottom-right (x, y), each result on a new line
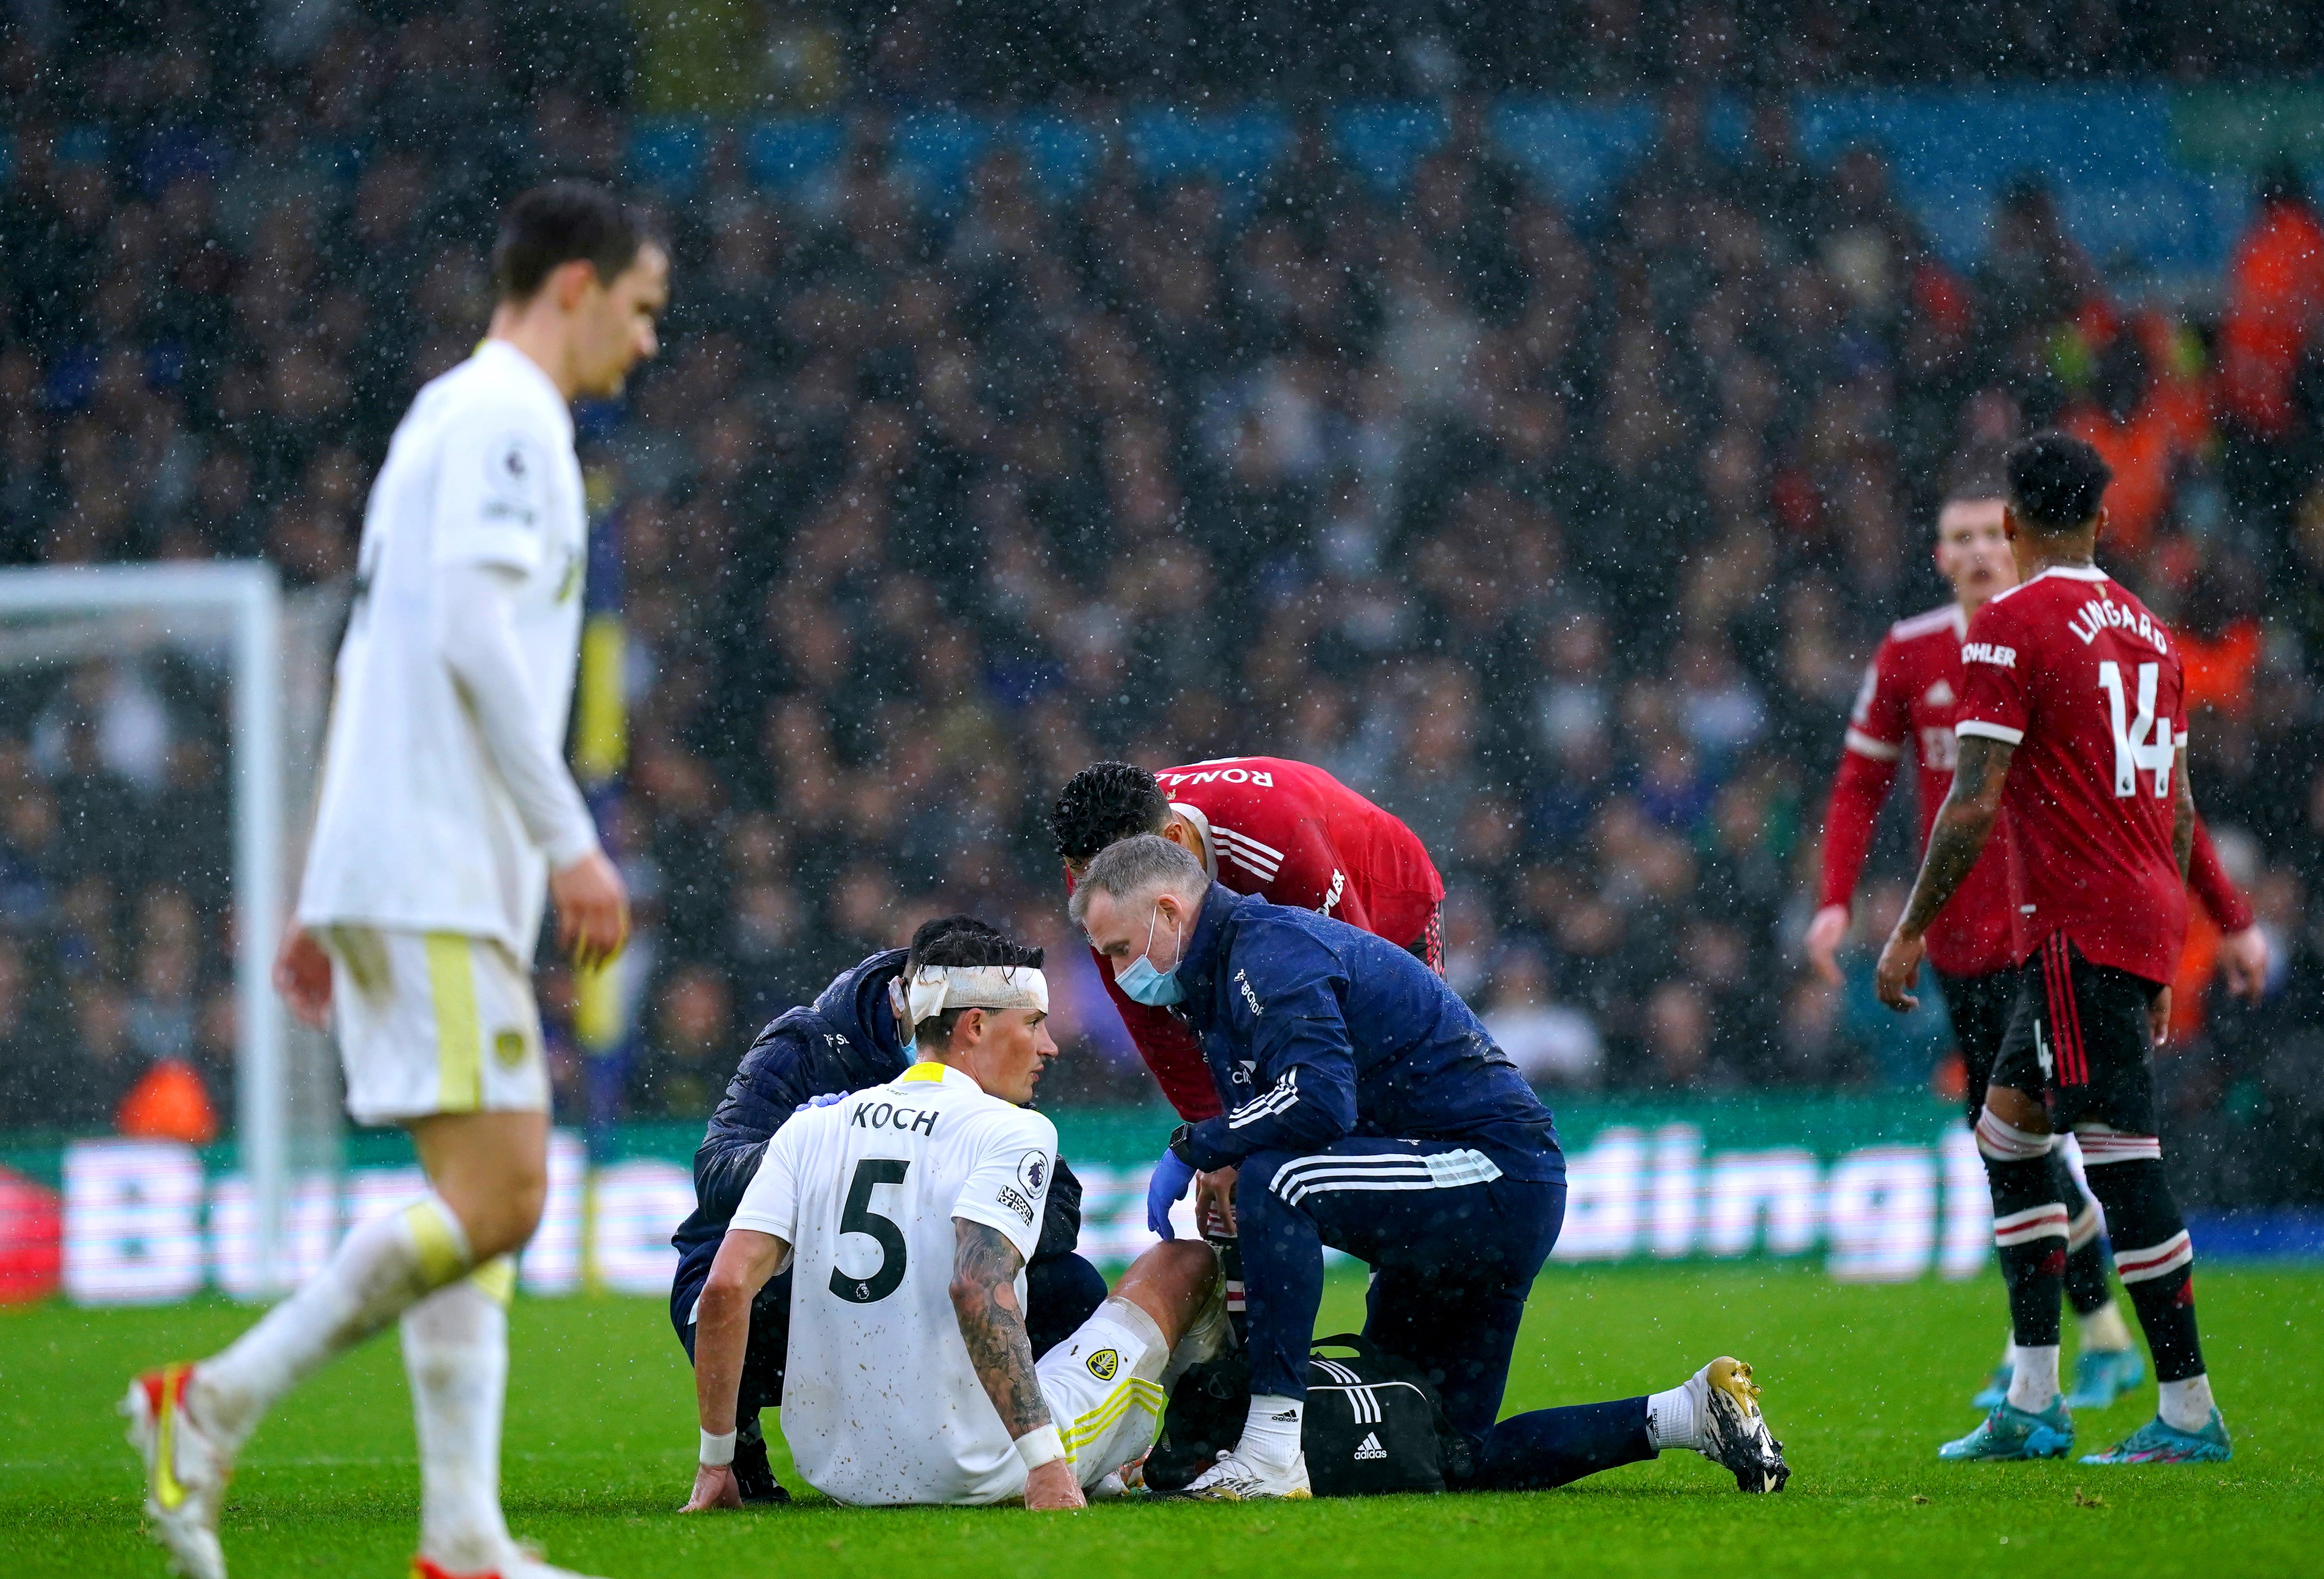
top-left (1990, 932), bottom-right (2162, 1134)
top-left (1935, 967), bottom-right (2019, 1124)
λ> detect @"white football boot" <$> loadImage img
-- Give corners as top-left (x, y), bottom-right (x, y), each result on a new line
top-left (1177, 1446), bottom-right (1312, 1500)
top-left (122, 1364), bottom-right (234, 1579)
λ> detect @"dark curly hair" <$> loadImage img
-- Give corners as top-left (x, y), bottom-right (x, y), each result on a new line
top-left (1049, 762), bottom-right (1172, 864)
top-left (2007, 431), bottom-right (2112, 534)
top-left (906, 914), bottom-right (1042, 973)
top-left (904, 916), bottom-right (1043, 1047)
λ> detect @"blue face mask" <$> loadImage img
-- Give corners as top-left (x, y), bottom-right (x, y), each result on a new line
top-left (1115, 903), bottom-right (1185, 1007)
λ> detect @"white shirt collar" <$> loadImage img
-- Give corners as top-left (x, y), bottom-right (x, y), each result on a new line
top-left (475, 339), bottom-right (573, 432)
top-left (2033, 564), bottom-right (2110, 584)
top-left (1169, 803), bottom-right (1219, 883)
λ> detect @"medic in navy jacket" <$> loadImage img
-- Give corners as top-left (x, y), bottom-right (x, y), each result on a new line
top-left (1147, 880), bottom-right (1567, 1444)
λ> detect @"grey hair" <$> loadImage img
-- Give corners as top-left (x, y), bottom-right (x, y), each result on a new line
top-left (1067, 833), bottom-right (1205, 928)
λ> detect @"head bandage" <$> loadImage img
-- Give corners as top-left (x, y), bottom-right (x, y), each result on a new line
top-left (905, 964), bottom-right (1048, 1026)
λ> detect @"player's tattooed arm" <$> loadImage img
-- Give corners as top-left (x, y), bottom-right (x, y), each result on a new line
top-left (1898, 734), bottom-right (2012, 939)
top-left (2172, 747), bottom-right (2195, 882)
top-left (950, 1218), bottom-right (1050, 1437)
top-left (1877, 735), bottom-right (2013, 1011)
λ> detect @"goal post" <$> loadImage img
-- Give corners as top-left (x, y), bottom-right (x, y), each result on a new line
top-left (0, 562), bottom-right (341, 1296)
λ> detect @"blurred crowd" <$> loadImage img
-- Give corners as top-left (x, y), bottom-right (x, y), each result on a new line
top-left (4, 6), bottom-right (2324, 1204)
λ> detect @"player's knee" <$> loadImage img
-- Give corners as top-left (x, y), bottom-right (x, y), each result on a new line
top-left (1146, 1236), bottom-right (1219, 1296)
top-left (1978, 1085), bottom-right (2050, 1140)
top-left (451, 1161), bottom-right (547, 1260)
top-left (495, 1175), bottom-right (548, 1252)
top-left (1974, 1104), bottom-right (2054, 1163)
top-left (510, 1177), bottom-right (548, 1242)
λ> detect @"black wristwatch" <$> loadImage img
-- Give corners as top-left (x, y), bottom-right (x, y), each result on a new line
top-left (1167, 1122), bottom-right (1201, 1166)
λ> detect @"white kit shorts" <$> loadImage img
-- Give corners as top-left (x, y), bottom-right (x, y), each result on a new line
top-left (323, 926), bottom-right (549, 1127)
top-left (1035, 1299), bottom-right (1172, 1489)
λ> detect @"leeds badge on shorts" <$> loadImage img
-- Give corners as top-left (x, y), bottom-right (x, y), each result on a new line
top-left (1085, 1347), bottom-right (1118, 1381)
top-left (492, 1028), bottom-right (528, 1070)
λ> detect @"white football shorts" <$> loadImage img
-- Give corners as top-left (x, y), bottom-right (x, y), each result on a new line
top-left (323, 925), bottom-right (549, 1127)
top-left (1036, 1299), bottom-right (1171, 1489)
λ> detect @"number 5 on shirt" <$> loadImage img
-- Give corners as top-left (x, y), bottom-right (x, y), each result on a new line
top-left (830, 1159), bottom-right (911, 1304)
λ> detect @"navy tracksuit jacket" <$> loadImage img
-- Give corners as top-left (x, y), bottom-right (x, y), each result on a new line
top-left (1166, 885), bottom-right (1567, 1441)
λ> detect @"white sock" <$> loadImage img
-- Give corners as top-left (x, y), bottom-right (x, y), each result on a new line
top-left (1998, 1329), bottom-right (2016, 1368)
top-left (1645, 1380), bottom-right (1703, 1454)
top-left (2005, 1344), bottom-right (2061, 1413)
top-left (195, 1193), bottom-right (472, 1449)
top-left (2077, 1301), bottom-right (2134, 1353)
top-left (2158, 1374), bottom-right (2216, 1433)
top-left (1239, 1394), bottom-right (1304, 1469)
top-left (404, 1262), bottom-right (515, 1571)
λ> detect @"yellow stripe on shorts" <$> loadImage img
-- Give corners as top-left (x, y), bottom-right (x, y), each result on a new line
top-left (426, 933), bottom-right (483, 1111)
top-left (1061, 1377), bottom-right (1168, 1458)
top-left (1061, 1380), bottom-right (1163, 1458)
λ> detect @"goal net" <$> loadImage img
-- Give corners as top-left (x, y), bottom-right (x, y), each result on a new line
top-left (0, 563), bottom-right (345, 1297)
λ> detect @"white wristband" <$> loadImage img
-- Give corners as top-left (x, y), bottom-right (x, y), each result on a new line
top-left (699, 1429), bottom-right (736, 1468)
top-left (1014, 1424), bottom-right (1065, 1471)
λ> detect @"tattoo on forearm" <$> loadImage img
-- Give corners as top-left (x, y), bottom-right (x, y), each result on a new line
top-left (1901, 736), bottom-right (2010, 938)
top-left (952, 1220), bottom-right (1047, 1436)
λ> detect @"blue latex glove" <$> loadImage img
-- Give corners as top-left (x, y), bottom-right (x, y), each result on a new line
top-left (1146, 1148), bottom-right (1197, 1238)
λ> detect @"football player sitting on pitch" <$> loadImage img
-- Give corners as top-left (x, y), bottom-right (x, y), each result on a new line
top-left (681, 925), bottom-right (1233, 1510)
top-left (668, 915), bottom-right (1107, 1502)
top-left (1072, 834), bottom-right (1792, 1498)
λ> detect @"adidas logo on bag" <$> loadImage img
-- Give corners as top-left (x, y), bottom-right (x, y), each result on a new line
top-left (1353, 1432), bottom-right (1386, 1461)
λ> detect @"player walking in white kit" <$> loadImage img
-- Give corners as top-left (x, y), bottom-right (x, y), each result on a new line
top-left (680, 926), bottom-right (1230, 1512)
top-left (123, 182), bottom-right (666, 1579)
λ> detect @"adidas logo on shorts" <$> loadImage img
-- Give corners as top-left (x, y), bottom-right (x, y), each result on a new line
top-left (1353, 1432), bottom-right (1386, 1461)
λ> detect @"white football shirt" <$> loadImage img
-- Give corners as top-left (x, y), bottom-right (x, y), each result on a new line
top-left (297, 340), bottom-right (588, 956)
top-left (731, 1060), bottom-right (1058, 1506)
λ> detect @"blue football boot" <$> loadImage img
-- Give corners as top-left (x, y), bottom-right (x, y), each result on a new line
top-left (2079, 1410), bottom-right (2232, 1465)
top-left (2062, 1347), bottom-right (2146, 1411)
top-left (1939, 1398), bottom-right (2074, 1461)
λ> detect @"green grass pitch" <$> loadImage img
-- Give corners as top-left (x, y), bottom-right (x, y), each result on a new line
top-left (4, 1263), bottom-right (2320, 1578)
